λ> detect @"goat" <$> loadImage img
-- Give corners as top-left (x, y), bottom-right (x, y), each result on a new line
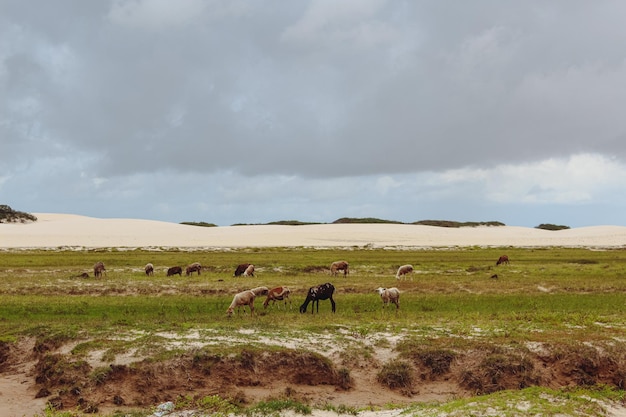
top-left (299, 283), bottom-right (336, 314)
top-left (376, 287), bottom-right (400, 310)
top-left (243, 264), bottom-right (255, 277)
top-left (234, 263), bottom-right (250, 277)
top-left (226, 286), bottom-right (269, 317)
top-left (395, 264), bottom-right (414, 280)
top-left (186, 262), bottom-right (202, 276)
top-left (330, 261), bottom-right (349, 277)
top-left (496, 255), bottom-right (510, 266)
top-left (263, 286), bottom-right (292, 309)
top-left (145, 263), bottom-right (154, 276)
top-left (166, 266), bottom-right (183, 277)
top-left (93, 261), bottom-right (106, 278)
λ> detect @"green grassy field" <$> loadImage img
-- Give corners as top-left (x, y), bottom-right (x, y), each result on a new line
top-left (1, 247), bottom-right (624, 337)
top-left (0, 246), bottom-right (625, 416)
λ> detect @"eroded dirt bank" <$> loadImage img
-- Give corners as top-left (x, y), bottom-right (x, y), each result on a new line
top-left (1, 331), bottom-right (625, 416)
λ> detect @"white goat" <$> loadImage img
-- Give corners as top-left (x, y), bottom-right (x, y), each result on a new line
top-left (376, 287), bottom-right (400, 310)
top-left (395, 264), bottom-right (414, 280)
top-left (243, 264), bottom-right (255, 277)
top-left (226, 286), bottom-right (269, 316)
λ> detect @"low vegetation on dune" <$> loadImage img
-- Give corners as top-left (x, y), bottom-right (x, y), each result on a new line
top-left (205, 217), bottom-right (512, 227)
top-left (0, 205), bottom-right (37, 223)
top-left (0, 247), bottom-right (623, 416)
top-left (179, 221), bottom-right (218, 227)
top-left (536, 223), bottom-right (571, 230)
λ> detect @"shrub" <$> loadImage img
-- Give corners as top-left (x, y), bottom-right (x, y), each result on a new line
top-left (413, 220), bottom-right (505, 228)
top-left (0, 205), bottom-right (37, 223)
top-left (536, 223), bottom-right (570, 231)
top-left (377, 359), bottom-right (413, 391)
top-left (180, 221), bottom-right (217, 227)
top-left (333, 217), bottom-right (403, 224)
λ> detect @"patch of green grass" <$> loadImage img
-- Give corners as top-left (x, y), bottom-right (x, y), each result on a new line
top-left (409, 386), bottom-right (624, 417)
top-left (248, 398), bottom-right (311, 416)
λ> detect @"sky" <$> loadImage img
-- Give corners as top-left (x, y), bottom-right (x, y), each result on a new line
top-left (2, 1), bottom-right (626, 227)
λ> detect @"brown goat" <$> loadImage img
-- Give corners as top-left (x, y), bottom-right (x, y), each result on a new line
top-left (496, 255), bottom-right (510, 266)
top-left (395, 264), bottom-right (414, 280)
top-left (186, 262), bottom-right (202, 276)
top-left (263, 286), bottom-right (292, 309)
top-left (330, 260), bottom-right (349, 277)
top-left (93, 261), bottom-right (106, 278)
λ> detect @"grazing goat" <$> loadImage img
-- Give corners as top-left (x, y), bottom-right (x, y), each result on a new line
top-left (93, 262), bottom-right (106, 278)
top-left (299, 283), bottom-right (336, 314)
top-left (226, 286), bottom-right (269, 317)
top-left (234, 263), bottom-right (251, 277)
top-left (330, 261), bottom-right (349, 277)
top-left (186, 262), bottom-right (202, 276)
top-left (167, 266), bottom-right (183, 277)
top-left (395, 264), bottom-right (414, 280)
top-left (263, 286), bottom-right (292, 309)
top-left (496, 255), bottom-right (510, 266)
top-left (376, 287), bottom-right (400, 310)
top-left (243, 264), bottom-right (255, 277)
top-left (145, 263), bottom-right (154, 276)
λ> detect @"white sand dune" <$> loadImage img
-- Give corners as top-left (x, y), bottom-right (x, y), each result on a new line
top-left (1, 213), bottom-right (626, 249)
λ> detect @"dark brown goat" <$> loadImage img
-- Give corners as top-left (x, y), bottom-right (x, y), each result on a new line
top-left (234, 263), bottom-right (250, 277)
top-left (496, 255), bottom-right (510, 266)
top-left (93, 262), bottom-right (106, 278)
top-left (167, 266), bottom-right (183, 276)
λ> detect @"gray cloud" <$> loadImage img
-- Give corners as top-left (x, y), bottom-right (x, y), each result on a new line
top-left (2, 0), bottom-right (626, 226)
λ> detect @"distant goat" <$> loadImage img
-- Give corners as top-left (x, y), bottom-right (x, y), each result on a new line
top-left (93, 262), bottom-right (106, 278)
top-left (226, 286), bottom-right (269, 316)
top-left (395, 264), bottom-right (413, 280)
top-left (330, 261), bottom-right (349, 277)
top-left (186, 262), bottom-right (202, 276)
top-left (496, 255), bottom-right (510, 266)
top-left (234, 263), bottom-right (251, 277)
top-left (167, 266), bottom-right (183, 277)
top-left (299, 283), bottom-right (336, 314)
top-left (145, 263), bottom-right (154, 276)
top-left (243, 264), bottom-right (255, 277)
top-left (376, 287), bottom-right (400, 310)
top-left (263, 286), bottom-right (292, 309)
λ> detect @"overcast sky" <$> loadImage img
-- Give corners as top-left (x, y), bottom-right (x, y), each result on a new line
top-left (2, 1), bottom-right (626, 227)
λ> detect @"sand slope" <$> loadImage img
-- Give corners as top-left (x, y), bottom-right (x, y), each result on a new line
top-left (1, 213), bottom-right (626, 249)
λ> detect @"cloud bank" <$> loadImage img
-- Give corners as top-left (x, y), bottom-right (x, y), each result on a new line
top-left (2, 1), bottom-right (626, 226)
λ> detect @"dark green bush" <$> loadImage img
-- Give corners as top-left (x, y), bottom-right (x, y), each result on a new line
top-left (0, 205), bottom-right (37, 223)
top-left (536, 223), bottom-right (570, 231)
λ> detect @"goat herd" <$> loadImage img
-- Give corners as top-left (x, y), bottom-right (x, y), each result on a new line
top-left (87, 256), bottom-right (510, 318)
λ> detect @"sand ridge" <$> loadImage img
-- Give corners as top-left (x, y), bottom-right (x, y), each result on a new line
top-left (1, 213), bottom-right (626, 249)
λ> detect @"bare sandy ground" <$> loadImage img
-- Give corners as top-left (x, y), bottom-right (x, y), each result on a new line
top-left (2, 213), bottom-right (626, 249)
